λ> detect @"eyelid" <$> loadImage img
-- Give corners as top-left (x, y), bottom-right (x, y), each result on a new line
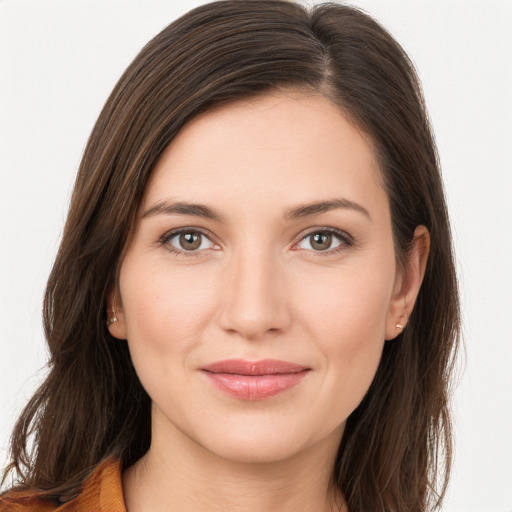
top-left (159, 225), bottom-right (355, 258)
top-left (159, 227), bottom-right (219, 257)
top-left (293, 226), bottom-right (354, 255)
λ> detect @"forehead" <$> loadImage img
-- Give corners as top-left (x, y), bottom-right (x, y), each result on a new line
top-left (143, 90), bottom-right (386, 220)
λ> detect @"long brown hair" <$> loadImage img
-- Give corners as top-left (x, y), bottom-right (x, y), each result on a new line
top-left (2, 1), bottom-right (460, 510)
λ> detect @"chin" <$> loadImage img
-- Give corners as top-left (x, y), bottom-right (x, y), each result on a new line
top-left (196, 419), bottom-right (342, 466)
top-left (208, 438), bottom-right (307, 465)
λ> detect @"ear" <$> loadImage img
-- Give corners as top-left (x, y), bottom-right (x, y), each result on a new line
top-left (385, 225), bottom-right (430, 340)
top-left (106, 288), bottom-right (128, 340)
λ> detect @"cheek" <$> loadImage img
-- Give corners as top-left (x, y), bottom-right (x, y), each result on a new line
top-left (119, 259), bottom-right (218, 370)
top-left (297, 259), bottom-right (393, 341)
top-left (296, 263), bottom-right (393, 404)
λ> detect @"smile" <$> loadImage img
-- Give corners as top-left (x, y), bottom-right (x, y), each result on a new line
top-left (201, 359), bottom-right (310, 400)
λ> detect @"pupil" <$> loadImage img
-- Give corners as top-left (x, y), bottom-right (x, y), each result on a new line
top-left (312, 233), bottom-right (331, 250)
top-left (180, 232), bottom-right (200, 250)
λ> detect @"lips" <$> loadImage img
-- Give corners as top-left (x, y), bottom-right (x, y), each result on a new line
top-left (201, 359), bottom-right (310, 400)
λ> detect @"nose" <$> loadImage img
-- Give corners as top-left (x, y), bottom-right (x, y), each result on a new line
top-left (218, 245), bottom-right (292, 341)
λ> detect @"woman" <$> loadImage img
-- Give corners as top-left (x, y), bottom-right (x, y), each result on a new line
top-left (0, 1), bottom-right (460, 511)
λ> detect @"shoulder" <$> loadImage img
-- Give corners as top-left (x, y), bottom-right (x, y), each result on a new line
top-left (0, 458), bottom-right (125, 512)
top-left (0, 493), bottom-right (58, 512)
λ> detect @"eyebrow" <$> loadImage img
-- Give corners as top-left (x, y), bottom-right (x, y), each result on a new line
top-left (284, 198), bottom-right (371, 221)
top-left (142, 198), bottom-right (371, 222)
top-left (143, 201), bottom-right (226, 222)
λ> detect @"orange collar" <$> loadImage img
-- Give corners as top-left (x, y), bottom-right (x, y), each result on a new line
top-left (59, 457), bottom-right (126, 511)
top-left (0, 458), bottom-right (126, 512)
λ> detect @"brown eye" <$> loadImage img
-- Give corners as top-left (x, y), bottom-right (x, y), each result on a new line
top-left (179, 232), bottom-right (202, 250)
top-left (163, 229), bottom-right (216, 255)
top-left (310, 233), bottom-right (333, 251)
top-left (296, 229), bottom-right (350, 254)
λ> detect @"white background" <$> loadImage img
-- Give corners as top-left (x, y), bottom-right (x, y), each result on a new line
top-left (1, 1), bottom-right (511, 510)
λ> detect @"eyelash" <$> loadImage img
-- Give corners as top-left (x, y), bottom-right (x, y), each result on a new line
top-left (158, 227), bottom-right (354, 258)
top-left (298, 227), bottom-right (354, 255)
top-left (159, 228), bottom-right (215, 258)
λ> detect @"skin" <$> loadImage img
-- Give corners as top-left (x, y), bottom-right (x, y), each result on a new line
top-left (108, 90), bottom-right (429, 512)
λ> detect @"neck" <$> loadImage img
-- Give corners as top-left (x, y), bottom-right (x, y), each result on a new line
top-left (122, 420), bottom-right (346, 512)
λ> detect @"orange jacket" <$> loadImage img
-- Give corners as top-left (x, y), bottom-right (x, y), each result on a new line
top-left (0, 458), bottom-right (126, 511)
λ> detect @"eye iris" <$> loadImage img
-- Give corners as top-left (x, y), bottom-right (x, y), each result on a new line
top-left (179, 232), bottom-right (201, 250)
top-left (311, 233), bottom-right (332, 251)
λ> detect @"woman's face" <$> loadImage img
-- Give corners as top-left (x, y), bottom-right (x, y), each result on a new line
top-left (112, 91), bottom-right (414, 464)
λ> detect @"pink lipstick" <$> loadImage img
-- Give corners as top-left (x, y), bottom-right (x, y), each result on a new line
top-left (201, 359), bottom-right (309, 400)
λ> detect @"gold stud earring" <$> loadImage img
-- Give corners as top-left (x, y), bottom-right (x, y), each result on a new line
top-left (107, 299), bottom-right (118, 326)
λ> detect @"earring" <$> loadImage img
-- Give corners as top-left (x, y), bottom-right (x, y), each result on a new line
top-left (395, 314), bottom-right (407, 330)
top-left (107, 301), bottom-right (118, 326)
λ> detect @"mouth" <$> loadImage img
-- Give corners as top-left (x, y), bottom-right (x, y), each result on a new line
top-left (201, 359), bottom-right (310, 400)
